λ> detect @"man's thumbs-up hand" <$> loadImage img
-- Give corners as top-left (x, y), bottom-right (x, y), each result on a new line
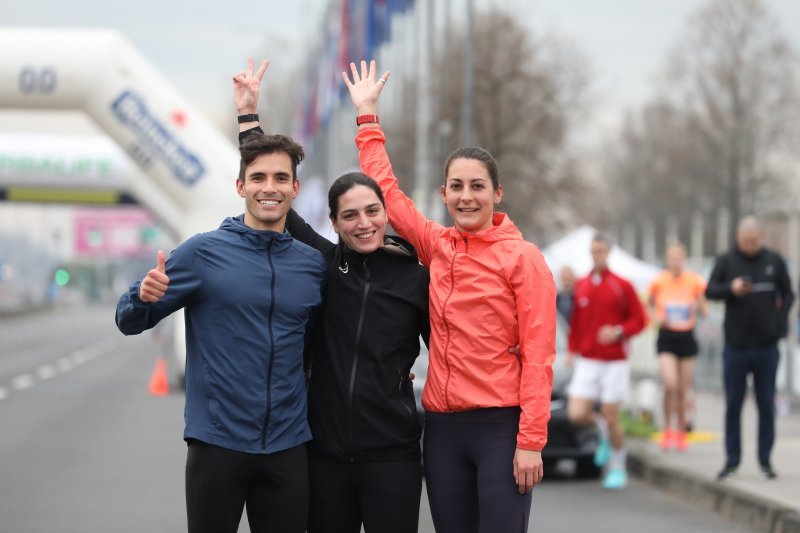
top-left (139, 250), bottom-right (170, 303)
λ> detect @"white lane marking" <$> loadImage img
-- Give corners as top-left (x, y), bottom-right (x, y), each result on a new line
top-left (1, 337), bottom-right (120, 400)
top-left (57, 357), bottom-right (74, 373)
top-left (36, 364), bottom-right (57, 380)
top-left (11, 374), bottom-right (35, 390)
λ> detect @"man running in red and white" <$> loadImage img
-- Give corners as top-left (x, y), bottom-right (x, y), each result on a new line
top-left (566, 233), bottom-right (647, 490)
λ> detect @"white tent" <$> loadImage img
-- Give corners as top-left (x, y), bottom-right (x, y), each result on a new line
top-left (543, 225), bottom-right (660, 292)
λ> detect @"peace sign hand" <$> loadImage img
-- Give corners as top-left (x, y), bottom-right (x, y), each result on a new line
top-left (341, 60), bottom-right (390, 116)
top-left (233, 57), bottom-right (270, 115)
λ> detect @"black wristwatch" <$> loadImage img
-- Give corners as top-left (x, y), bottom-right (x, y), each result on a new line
top-left (237, 114), bottom-right (259, 123)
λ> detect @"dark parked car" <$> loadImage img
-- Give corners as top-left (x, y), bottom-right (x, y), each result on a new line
top-left (542, 316), bottom-right (601, 478)
top-left (411, 316), bottom-right (600, 478)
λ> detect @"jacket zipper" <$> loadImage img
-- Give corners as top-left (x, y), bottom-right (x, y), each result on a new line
top-left (441, 236), bottom-right (467, 411)
top-left (347, 257), bottom-right (371, 459)
top-left (261, 240), bottom-right (276, 452)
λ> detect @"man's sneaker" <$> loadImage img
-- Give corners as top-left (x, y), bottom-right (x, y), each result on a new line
top-left (602, 468), bottom-right (628, 490)
top-left (660, 429), bottom-right (675, 451)
top-left (717, 464), bottom-right (738, 480)
top-left (675, 431), bottom-right (688, 452)
top-left (594, 437), bottom-right (611, 467)
top-left (760, 463), bottom-right (777, 480)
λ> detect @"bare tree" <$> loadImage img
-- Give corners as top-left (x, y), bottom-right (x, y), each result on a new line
top-left (610, 0), bottom-right (800, 246)
top-left (385, 7), bottom-right (594, 242)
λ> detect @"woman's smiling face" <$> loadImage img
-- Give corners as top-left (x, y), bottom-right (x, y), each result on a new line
top-left (332, 184), bottom-right (388, 254)
top-left (441, 157), bottom-right (502, 233)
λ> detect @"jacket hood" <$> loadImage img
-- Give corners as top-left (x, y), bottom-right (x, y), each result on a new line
top-left (220, 215), bottom-right (294, 249)
top-left (448, 212), bottom-right (523, 243)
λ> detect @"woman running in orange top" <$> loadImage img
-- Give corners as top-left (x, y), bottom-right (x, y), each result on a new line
top-left (648, 243), bottom-right (707, 451)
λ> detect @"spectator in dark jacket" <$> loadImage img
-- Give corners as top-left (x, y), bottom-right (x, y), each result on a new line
top-left (706, 216), bottom-right (795, 481)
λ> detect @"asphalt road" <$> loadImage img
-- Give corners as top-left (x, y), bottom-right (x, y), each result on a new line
top-left (0, 304), bottom-right (754, 532)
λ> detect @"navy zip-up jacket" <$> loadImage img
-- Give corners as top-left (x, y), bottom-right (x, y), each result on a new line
top-left (115, 215), bottom-right (326, 454)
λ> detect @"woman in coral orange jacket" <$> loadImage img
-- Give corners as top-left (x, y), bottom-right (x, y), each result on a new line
top-left (343, 60), bottom-right (556, 533)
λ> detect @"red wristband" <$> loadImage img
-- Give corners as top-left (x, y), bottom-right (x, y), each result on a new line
top-left (356, 114), bottom-right (379, 126)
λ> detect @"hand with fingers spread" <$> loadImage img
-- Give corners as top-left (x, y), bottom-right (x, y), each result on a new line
top-left (513, 448), bottom-right (543, 494)
top-left (341, 60), bottom-right (391, 116)
top-left (233, 57), bottom-right (270, 115)
top-left (139, 250), bottom-right (170, 303)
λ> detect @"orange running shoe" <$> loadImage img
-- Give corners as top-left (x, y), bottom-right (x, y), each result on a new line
top-left (660, 428), bottom-right (674, 450)
top-left (675, 431), bottom-right (688, 452)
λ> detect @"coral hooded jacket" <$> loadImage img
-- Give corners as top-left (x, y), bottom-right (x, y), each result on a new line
top-left (356, 126), bottom-right (556, 451)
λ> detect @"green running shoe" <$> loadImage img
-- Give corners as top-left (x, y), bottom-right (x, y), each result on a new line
top-left (602, 468), bottom-right (628, 490)
top-left (593, 437), bottom-right (611, 467)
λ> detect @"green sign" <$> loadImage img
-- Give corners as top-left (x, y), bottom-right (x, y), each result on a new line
top-left (0, 155), bottom-right (113, 177)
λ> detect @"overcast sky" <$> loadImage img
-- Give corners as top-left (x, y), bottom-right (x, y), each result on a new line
top-left (5, 0), bottom-right (800, 134)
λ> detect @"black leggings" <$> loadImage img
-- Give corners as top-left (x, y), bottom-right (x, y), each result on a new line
top-left (185, 440), bottom-right (308, 533)
top-left (423, 407), bottom-right (532, 533)
top-left (308, 457), bottom-right (422, 533)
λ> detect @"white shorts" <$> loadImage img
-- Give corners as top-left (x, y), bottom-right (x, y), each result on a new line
top-left (567, 357), bottom-right (630, 405)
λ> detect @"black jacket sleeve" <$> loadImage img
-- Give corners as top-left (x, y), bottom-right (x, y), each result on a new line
top-left (776, 255), bottom-right (795, 336)
top-left (285, 209), bottom-right (335, 255)
top-left (706, 254), bottom-right (732, 301)
top-left (239, 125), bottom-right (264, 145)
top-left (419, 271), bottom-right (431, 350)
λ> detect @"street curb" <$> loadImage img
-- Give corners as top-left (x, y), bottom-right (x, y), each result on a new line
top-left (628, 442), bottom-right (800, 533)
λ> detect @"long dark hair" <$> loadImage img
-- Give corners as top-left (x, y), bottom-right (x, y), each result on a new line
top-left (328, 172), bottom-right (386, 220)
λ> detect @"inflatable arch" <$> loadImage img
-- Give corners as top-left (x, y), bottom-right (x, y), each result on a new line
top-left (0, 28), bottom-right (242, 238)
top-left (0, 28), bottom-right (245, 375)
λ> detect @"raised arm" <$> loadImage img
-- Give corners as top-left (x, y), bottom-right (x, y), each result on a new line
top-left (233, 57), bottom-right (269, 141)
top-left (285, 209), bottom-right (335, 255)
top-left (342, 60), bottom-right (443, 267)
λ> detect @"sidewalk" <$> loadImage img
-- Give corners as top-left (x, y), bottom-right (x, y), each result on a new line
top-left (628, 390), bottom-right (800, 532)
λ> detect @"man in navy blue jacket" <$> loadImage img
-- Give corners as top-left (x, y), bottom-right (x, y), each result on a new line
top-left (116, 133), bottom-right (326, 533)
top-left (706, 216), bottom-right (794, 481)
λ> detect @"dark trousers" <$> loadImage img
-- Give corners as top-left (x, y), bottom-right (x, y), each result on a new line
top-left (423, 407), bottom-right (532, 533)
top-left (185, 440), bottom-right (308, 533)
top-left (723, 344), bottom-right (780, 466)
top-left (308, 457), bottom-right (422, 533)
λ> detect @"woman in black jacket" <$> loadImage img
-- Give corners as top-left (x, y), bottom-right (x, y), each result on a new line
top-left (286, 173), bottom-right (429, 533)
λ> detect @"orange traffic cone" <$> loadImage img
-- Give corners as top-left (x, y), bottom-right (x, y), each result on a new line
top-left (148, 357), bottom-right (170, 396)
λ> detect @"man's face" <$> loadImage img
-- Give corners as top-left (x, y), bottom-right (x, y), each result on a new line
top-left (591, 240), bottom-right (610, 271)
top-left (236, 152), bottom-right (298, 232)
top-left (737, 228), bottom-right (763, 257)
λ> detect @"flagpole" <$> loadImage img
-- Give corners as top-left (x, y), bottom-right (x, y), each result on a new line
top-left (413, 0), bottom-right (434, 216)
